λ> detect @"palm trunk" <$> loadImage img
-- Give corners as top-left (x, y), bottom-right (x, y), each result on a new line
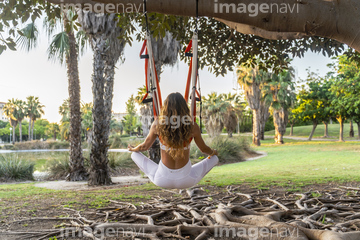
top-left (12, 125), bottom-right (16, 144)
top-left (273, 108), bottom-right (288, 144)
top-left (65, 17), bottom-right (88, 182)
top-left (252, 108), bottom-right (261, 146)
top-left (337, 116), bottom-right (344, 142)
top-left (31, 120), bottom-right (34, 140)
top-left (323, 121), bottom-right (329, 138)
top-left (349, 120), bottom-right (354, 137)
top-left (259, 100), bottom-right (270, 140)
top-left (147, 62), bottom-right (162, 164)
top-left (104, 57), bottom-right (115, 140)
top-left (53, 129), bottom-right (57, 141)
top-left (308, 120), bottom-right (318, 141)
top-left (19, 121), bottom-right (22, 142)
top-left (356, 121), bottom-right (360, 140)
top-left (28, 117), bottom-right (31, 141)
top-left (290, 123), bottom-right (294, 136)
top-left (88, 35), bottom-right (112, 186)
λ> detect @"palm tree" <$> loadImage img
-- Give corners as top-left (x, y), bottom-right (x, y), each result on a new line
top-left (25, 96), bottom-right (38, 141)
top-left (46, 123), bottom-right (60, 140)
top-left (17, 12), bottom-right (88, 181)
top-left (14, 99), bottom-right (26, 142)
top-left (263, 68), bottom-right (296, 144)
top-left (48, 11), bottom-right (88, 181)
top-left (202, 92), bottom-right (228, 137)
top-left (221, 93), bottom-right (244, 137)
top-left (237, 64), bottom-right (270, 146)
top-left (59, 99), bottom-right (70, 123)
top-left (3, 99), bottom-right (18, 144)
top-left (30, 100), bottom-right (45, 140)
top-left (135, 86), bottom-right (152, 137)
top-left (78, 11), bottom-right (126, 185)
top-left (81, 102), bottom-right (93, 144)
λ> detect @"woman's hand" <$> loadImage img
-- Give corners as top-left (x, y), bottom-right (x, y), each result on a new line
top-left (128, 144), bottom-right (138, 152)
top-left (209, 149), bottom-right (218, 157)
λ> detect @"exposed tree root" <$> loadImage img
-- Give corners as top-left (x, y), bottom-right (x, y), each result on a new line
top-left (1, 186), bottom-right (360, 239)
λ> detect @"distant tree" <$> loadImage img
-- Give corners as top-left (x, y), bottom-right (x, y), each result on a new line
top-left (81, 102), bottom-right (93, 144)
top-left (25, 96), bottom-right (44, 141)
top-left (263, 67), bottom-right (296, 144)
top-left (293, 71), bottom-right (333, 140)
top-left (202, 92), bottom-right (227, 137)
top-left (46, 123), bottom-right (60, 140)
top-left (122, 95), bottom-right (139, 135)
top-left (237, 64), bottom-right (270, 146)
top-left (3, 99), bottom-right (18, 144)
top-left (328, 55), bottom-right (360, 141)
top-left (221, 93), bottom-right (245, 138)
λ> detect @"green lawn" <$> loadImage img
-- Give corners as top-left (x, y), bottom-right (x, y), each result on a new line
top-left (201, 141), bottom-right (360, 190)
top-left (265, 123), bottom-right (359, 140)
top-left (1, 136), bottom-right (360, 198)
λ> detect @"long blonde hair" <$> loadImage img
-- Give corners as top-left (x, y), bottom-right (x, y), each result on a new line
top-left (157, 92), bottom-right (193, 159)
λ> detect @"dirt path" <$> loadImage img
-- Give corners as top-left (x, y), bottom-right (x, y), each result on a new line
top-left (34, 175), bottom-right (150, 191)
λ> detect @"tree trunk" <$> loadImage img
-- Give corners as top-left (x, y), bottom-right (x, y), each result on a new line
top-left (349, 120), bottom-right (354, 137)
top-left (88, 35), bottom-right (112, 186)
top-left (290, 123), bottom-right (294, 136)
top-left (31, 120), bottom-right (34, 140)
top-left (252, 108), bottom-right (261, 146)
top-left (12, 125), bottom-right (16, 144)
top-left (273, 108), bottom-right (288, 144)
top-left (147, 61), bottom-right (162, 164)
top-left (259, 100), bottom-right (270, 140)
top-left (53, 129), bottom-right (57, 141)
top-left (323, 121), bottom-right (329, 138)
top-left (140, 105), bottom-right (152, 137)
top-left (356, 121), bottom-right (360, 140)
top-left (28, 117), bottom-right (31, 141)
top-left (49, 0), bottom-right (360, 52)
top-left (308, 120), bottom-right (318, 141)
top-left (104, 58), bottom-right (115, 140)
top-left (337, 116), bottom-right (344, 142)
top-left (64, 16), bottom-right (88, 182)
top-left (19, 121), bottom-right (22, 142)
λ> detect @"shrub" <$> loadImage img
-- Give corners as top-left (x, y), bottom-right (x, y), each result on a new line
top-left (14, 140), bottom-right (69, 150)
top-left (44, 153), bottom-right (71, 179)
top-left (109, 135), bottom-right (126, 149)
top-left (108, 152), bottom-right (135, 170)
top-left (0, 154), bottom-right (35, 181)
top-left (2, 144), bottom-right (15, 150)
top-left (209, 137), bottom-right (244, 163)
top-left (190, 136), bottom-right (253, 164)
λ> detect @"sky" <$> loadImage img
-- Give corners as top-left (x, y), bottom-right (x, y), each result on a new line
top-left (0, 24), bottom-right (334, 123)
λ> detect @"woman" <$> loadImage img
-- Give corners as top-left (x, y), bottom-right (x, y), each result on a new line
top-left (128, 92), bottom-right (219, 189)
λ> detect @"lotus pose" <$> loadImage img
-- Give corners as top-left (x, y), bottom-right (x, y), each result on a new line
top-left (128, 92), bottom-right (219, 189)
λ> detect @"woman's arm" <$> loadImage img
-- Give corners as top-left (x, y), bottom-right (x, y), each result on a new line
top-left (193, 123), bottom-right (218, 156)
top-left (128, 120), bottom-right (158, 152)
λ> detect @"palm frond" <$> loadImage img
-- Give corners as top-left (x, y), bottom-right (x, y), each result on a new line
top-left (16, 22), bottom-right (38, 51)
top-left (47, 31), bottom-right (69, 64)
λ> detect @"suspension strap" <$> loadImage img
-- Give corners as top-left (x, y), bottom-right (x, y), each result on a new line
top-left (184, 0), bottom-right (202, 131)
top-left (140, 0), bottom-right (162, 117)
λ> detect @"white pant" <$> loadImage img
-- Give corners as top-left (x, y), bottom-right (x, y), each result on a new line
top-left (131, 152), bottom-right (219, 189)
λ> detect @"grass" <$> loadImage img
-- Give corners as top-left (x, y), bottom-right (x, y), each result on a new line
top-left (0, 131), bottom-right (359, 202)
top-left (265, 123), bottom-right (359, 140)
top-left (200, 141), bottom-right (360, 189)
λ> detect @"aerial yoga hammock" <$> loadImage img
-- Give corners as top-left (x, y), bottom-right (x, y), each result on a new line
top-left (128, 0), bottom-right (219, 189)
